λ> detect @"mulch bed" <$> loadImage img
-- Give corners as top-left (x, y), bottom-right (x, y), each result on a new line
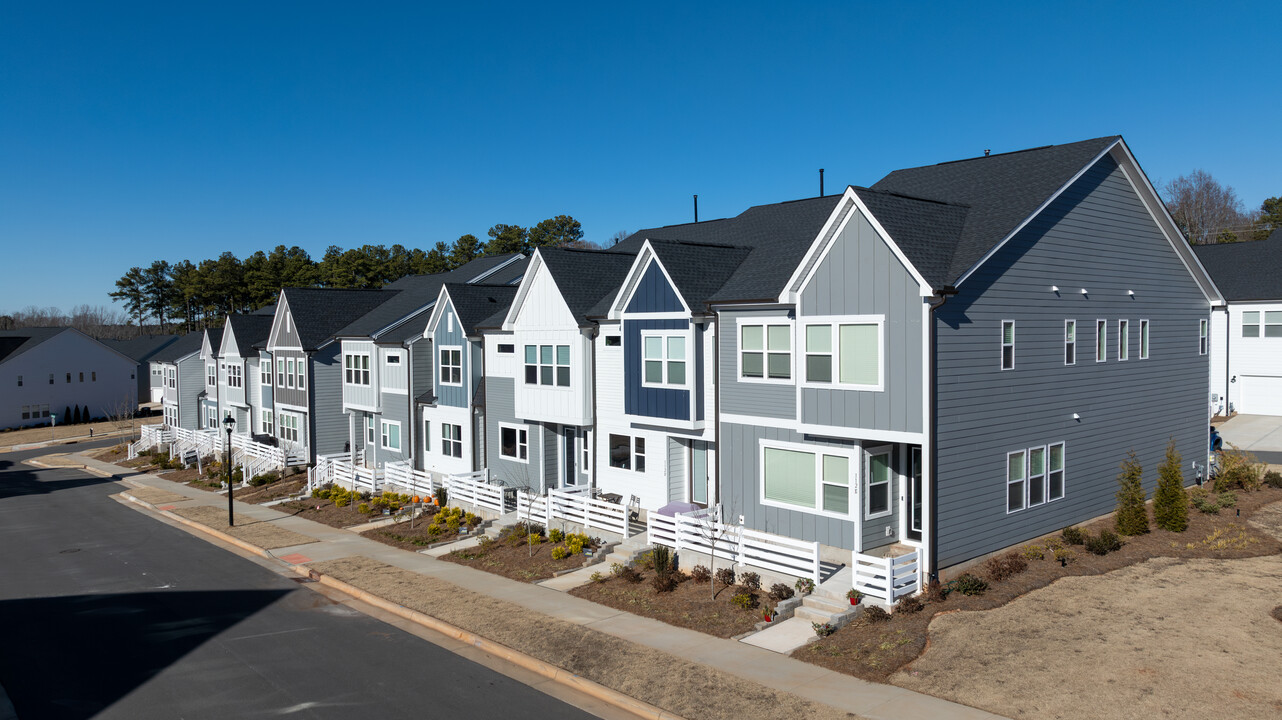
top-left (363, 518), bottom-right (476, 551)
top-left (230, 476), bottom-right (307, 505)
top-left (441, 534), bottom-right (601, 583)
top-left (799, 484), bottom-right (1282, 683)
top-left (571, 571), bottom-right (779, 639)
top-left (275, 498), bottom-right (386, 528)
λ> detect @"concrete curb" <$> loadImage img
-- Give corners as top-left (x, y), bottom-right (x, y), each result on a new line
top-left (119, 490), bottom-right (684, 720)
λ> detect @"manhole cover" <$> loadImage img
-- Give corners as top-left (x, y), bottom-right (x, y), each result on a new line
top-left (59, 548), bottom-right (80, 554)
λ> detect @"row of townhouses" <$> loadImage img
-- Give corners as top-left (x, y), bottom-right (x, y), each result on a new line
top-left (145, 136), bottom-right (1253, 590)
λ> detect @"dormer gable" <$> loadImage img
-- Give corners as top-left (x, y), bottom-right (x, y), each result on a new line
top-left (267, 292), bottom-right (302, 351)
top-left (424, 286), bottom-right (458, 338)
top-left (217, 318), bottom-right (241, 359)
top-left (502, 252), bottom-right (577, 331)
top-left (608, 242), bottom-right (690, 319)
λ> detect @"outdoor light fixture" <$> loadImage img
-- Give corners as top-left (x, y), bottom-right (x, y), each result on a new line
top-left (1080, 288), bottom-right (1088, 295)
top-left (224, 415), bottom-right (236, 526)
top-left (1127, 290), bottom-right (1135, 296)
top-left (1072, 413), bottom-right (1081, 420)
top-left (1051, 285), bottom-right (1060, 293)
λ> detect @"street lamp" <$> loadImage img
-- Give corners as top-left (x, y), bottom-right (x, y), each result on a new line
top-left (224, 415), bottom-right (236, 526)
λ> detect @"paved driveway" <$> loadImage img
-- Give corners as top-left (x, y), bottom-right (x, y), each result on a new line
top-left (1216, 414), bottom-right (1282, 463)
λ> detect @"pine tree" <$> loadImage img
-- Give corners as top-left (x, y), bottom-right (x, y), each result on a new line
top-left (1153, 438), bottom-right (1189, 532)
top-left (1115, 450), bottom-right (1150, 535)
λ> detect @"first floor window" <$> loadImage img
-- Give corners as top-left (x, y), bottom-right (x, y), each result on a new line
top-left (20, 406), bottom-right (30, 420)
top-left (1199, 319), bottom-right (1208, 355)
top-left (91, 371), bottom-right (96, 382)
top-left (381, 421), bottom-right (401, 451)
top-left (580, 428), bottom-right (590, 470)
top-left (422, 420), bottom-right (430, 452)
top-left (865, 449), bottom-right (891, 518)
top-left (500, 424), bottom-right (529, 461)
top-left (442, 424), bottom-right (462, 458)
top-left (608, 434), bottom-right (645, 471)
top-left (1064, 320), bottom-right (1076, 365)
top-left (78, 372), bottom-right (84, 382)
top-left (366, 416), bottom-right (375, 444)
top-left (261, 410), bottom-right (273, 435)
top-left (440, 348), bottom-right (462, 385)
top-left (1007, 450), bottom-right (1026, 513)
top-left (1008, 442), bottom-right (1065, 512)
top-left (1140, 320), bottom-right (1149, 359)
top-left (1096, 320), bottom-right (1107, 362)
top-left (761, 444), bottom-right (854, 516)
top-left (740, 322), bottom-right (791, 380)
top-left (277, 414), bottom-right (299, 443)
top-left (1118, 320), bottom-right (1129, 361)
top-left (1028, 446), bottom-right (1047, 506)
top-left (1049, 443), bottom-right (1065, 501)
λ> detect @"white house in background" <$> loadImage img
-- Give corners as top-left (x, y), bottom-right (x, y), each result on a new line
top-left (1195, 229), bottom-right (1282, 417)
top-left (1, 328), bottom-right (139, 430)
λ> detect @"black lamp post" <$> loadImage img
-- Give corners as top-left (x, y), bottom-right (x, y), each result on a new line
top-left (224, 415), bottom-right (236, 526)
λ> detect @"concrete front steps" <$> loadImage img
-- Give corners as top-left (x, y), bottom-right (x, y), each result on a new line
top-left (792, 566), bottom-right (864, 629)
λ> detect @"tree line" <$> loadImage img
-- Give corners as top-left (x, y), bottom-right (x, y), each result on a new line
top-left (0, 304), bottom-right (133, 340)
top-left (110, 215), bottom-right (627, 335)
top-left (1163, 171), bottom-right (1279, 245)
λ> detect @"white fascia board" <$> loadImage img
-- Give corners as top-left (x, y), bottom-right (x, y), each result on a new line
top-left (265, 291), bottom-right (291, 351)
top-left (217, 317), bottom-right (238, 357)
top-left (423, 287), bottom-right (453, 339)
top-left (467, 253), bottom-right (525, 283)
top-left (370, 301), bottom-right (436, 340)
top-left (1110, 141), bottom-right (1226, 307)
top-left (610, 243), bottom-right (692, 319)
top-left (501, 252), bottom-right (545, 331)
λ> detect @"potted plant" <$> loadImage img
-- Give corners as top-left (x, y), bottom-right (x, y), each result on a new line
top-left (846, 589), bottom-right (864, 605)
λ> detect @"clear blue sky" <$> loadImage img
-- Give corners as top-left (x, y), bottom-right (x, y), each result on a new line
top-left (2, 1), bottom-right (1278, 315)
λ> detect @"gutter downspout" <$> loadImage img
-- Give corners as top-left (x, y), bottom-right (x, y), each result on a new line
top-left (1222, 306), bottom-right (1231, 416)
top-left (927, 288), bottom-right (956, 584)
top-left (589, 325), bottom-right (599, 494)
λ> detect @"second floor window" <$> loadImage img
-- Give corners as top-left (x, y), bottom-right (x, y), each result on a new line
top-left (804, 320), bottom-right (882, 388)
top-left (296, 361), bottom-right (305, 390)
top-left (524, 345), bottom-right (569, 387)
top-left (1118, 320), bottom-right (1129, 361)
top-left (1001, 321), bottom-right (1015, 370)
top-left (261, 362), bottom-right (271, 386)
top-left (277, 359), bottom-right (285, 386)
top-left (440, 348), bottom-right (462, 385)
top-left (286, 359), bottom-right (295, 388)
top-left (1096, 320), bottom-right (1107, 362)
top-left (207, 365), bottom-right (216, 386)
top-left (642, 333), bottom-right (686, 387)
top-left (740, 322), bottom-right (790, 381)
top-left (1064, 320), bottom-right (1076, 365)
top-left (345, 354), bottom-right (370, 385)
top-left (1199, 319), bottom-right (1208, 355)
top-left (228, 365), bottom-right (242, 388)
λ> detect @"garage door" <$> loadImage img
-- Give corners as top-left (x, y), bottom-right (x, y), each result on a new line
top-left (1238, 376), bottom-right (1282, 416)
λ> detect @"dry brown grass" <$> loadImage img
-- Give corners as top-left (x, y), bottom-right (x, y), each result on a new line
top-left (126, 487), bottom-right (189, 506)
top-left (311, 556), bottom-right (865, 720)
top-left (171, 505), bottom-right (317, 550)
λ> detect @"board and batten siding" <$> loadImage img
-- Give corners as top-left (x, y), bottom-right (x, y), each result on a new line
top-left (933, 153), bottom-right (1211, 569)
top-left (667, 437), bottom-right (685, 502)
top-left (377, 383), bottom-right (411, 465)
top-left (434, 301), bottom-right (469, 408)
top-left (717, 307), bottom-right (796, 420)
top-left (719, 422), bottom-right (900, 551)
top-left (798, 208), bottom-right (924, 434)
top-left (624, 318), bottom-right (691, 421)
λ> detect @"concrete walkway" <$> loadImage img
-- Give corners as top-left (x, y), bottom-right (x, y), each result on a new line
top-left (1218, 414), bottom-right (1282, 452)
top-left (74, 452), bottom-right (1004, 720)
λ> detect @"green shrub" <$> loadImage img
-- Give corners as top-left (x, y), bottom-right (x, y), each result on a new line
top-left (249, 472), bottom-right (278, 487)
top-left (1061, 526), bottom-right (1086, 545)
top-left (689, 565), bottom-right (711, 584)
top-left (1264, 470), bottom-right (1282, 489)
top-left (1114, 450), bottom-right (1150, 536)
top-left (589, 571), bottom-right (606, 583)
top-left (1085, 529), bottom-right (1123, 555)
top-left (895, 595), bottom-right (924, 614)
top-left (465, 513), bottom-right (481, 526)
top-left (1053, 547), bottom-right (1077, 565)
top-left (566, 534), bottom-right (587, 555)
top-left (1021, 544), bottom-right (1045, 560)
top-left (950, 573), bottom-right (989, 596)
top-left (1217, 491), bottom-right (1238, 508)
top-left (740, 571), bottom-right (761, 591)
top-left (550, 545), bottom-right (570, 560)
top-left (1153, 438), bottom-right (1188, 532)
top-left (651, 573), bottom-right (680, 593)
top-left (714, 567), bottom-right (735, 587)
top-left (651, 545), bottom-right (672, 577)
top-left (357, 502), bottom-right (372, 515)
top-left (768, 583), bottom-right (794, 602)
top-left (548, 528), bottom-right (565, 543)
top-left (730, 590), bottom-right (759, 611)
top-left (433, 487), bottom-right (448, 507)
top-left (983, 551), bottom-right (1028, 582)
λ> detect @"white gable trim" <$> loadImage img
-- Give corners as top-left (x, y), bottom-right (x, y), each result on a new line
top-left (502, 252), bottom-right (545, 331)
top-left (266, 292), bottom-right (303, 351)
top-left (608, 241), bottom-right (692, 319)
top-left (783, 187), bottom-right (934, 305)
top-left (217, 317), bottom-right (240, 358)
top-left (424, 286), bottom-right (454, 338)
top-left (466, 253), bottom-right (525, 283)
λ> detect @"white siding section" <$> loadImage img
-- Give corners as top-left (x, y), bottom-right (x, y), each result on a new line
top-left (484, 331), bottom-right (517, 379)
top-left (594, 423), bottom-right (667, 511)
top-left (341, 340), bottom-right (378, 411)
top-left (596, 321), bottom-right (624, 421)
top-left (1223, 301), bottom-right (1282, 416)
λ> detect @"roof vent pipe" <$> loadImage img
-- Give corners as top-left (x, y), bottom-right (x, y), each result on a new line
top-left (819, 169), bottom-right (825, 197)
top-left (984, 149), bottom-right (991, 157)
top-left (693, 194), bottom-right (699, 223)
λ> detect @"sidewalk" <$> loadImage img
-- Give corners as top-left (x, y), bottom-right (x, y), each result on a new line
top-left (74, 452), bottom-right (1004, 720)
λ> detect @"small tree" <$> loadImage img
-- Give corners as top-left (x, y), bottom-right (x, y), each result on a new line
top-left (1115, 450), bottom-right (1149, 535)
top-left (72, 406), bottom-right (82, 424)
top-left (1153, 439), bottom-right (1188, 532)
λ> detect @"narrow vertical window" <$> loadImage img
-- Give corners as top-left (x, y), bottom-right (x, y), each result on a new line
top-left (1096, 320), bottom-right (1107, 362)
top-left (1007, 450), bottom-right (1026, 513)
top-left (805, 325), bottom-right (833, 382)
top-left (1001, 321), bottom-right (1014, 370)
top-left (1064, 320), bottom-right (1076, 366)
top-left (1028, 446), bottom-right (1046, 506)
top-left (634, 437), bottom-right (646, 472)
top-left (277, 359), bottom-right (285, 386)
top-left (423, 419), bottom-right (430, 452)
top-left (1199, 319), bottom-right (1208, 355)
top-left (1048, 443), bottom-right (1065, 501)
top-left (556, 345), bottom-right (571, 387)
top-left (1118, 320), bottom-right (1129, 361)
top-left (1140, 320), bottom-right (1149, 359)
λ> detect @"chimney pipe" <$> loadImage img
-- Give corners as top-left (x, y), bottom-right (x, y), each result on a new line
top-left (693, 194), bottom-right (698, 223)
top-left (819, 169), bottom-right (825, 197)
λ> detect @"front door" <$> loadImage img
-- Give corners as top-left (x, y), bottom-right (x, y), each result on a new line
top-left (906, 446), bottom-right (922, 541)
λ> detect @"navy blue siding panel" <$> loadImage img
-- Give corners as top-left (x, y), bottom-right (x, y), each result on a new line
top-left (933, 153), bottom-right (1211, 569)
top-left (625, 261), bottom-right (684, 313)
top-left (623, 318), bottom-right (690, 420)
top-left (434, 299), bottom-right (469, 408)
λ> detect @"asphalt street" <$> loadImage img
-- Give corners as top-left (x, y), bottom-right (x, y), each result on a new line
top-left (0, 442), bottom-right (602, 720)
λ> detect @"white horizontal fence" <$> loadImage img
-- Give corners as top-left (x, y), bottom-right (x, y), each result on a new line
top-left (382, 460), bottom-right (439, 498)
top-left (442, 470), bottom-right (505, 514)
top-left (852, 549), bottom-right (919, 602)
top-left (129, 424), bottom-right (170, 459)
top-left (649, 509), bottom-right (821, 582)
top-left (546, 488), bottom-right (631, 537)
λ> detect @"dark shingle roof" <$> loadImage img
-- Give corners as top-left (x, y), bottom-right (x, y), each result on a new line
top-left (441, 284), bottom-right (520, 335)
top-left (1192, 230), bottom-right (1282, 301)
top-left (536, 247), bottom-right (638, 323)
top-left (151, 329), bottom-right (207, 363)
top-left (415, 389), bottom-right (437, 406)
top-left (281, 288), bottom-right (392, 350)
top-left (871, 136), bottom-right (1119, 284)
top-left (223, 315), bottom-right (275, 353)
top-left (616, 195), bottom-right (845, 304)
top-left (851, 188), bottom-right (971, 288)
top-left (101, 334), bottom-right (181, 364)
top-left (631, 240), bottom-right (752, 315)
top-left (0, 328), bottom-right (70, 364)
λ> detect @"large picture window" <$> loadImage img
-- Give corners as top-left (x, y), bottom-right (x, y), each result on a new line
top-left (500, 424), bottom-right (529, 462)
top-left (803, 317), bottom-right (883, 389)
top-left (760, 442), bottom-right (856, 518)
top-left (641, 332), bottom-right (687, 387)
top-left (440, 347), bottom-right (462, 386)
top-left (345, 354), bottom-right (370, 385)
top-left (1008, 442), bottom-right (1066, 512)
top-left (608, 434), bottom-right (645, 472)
top-left (524, 344), bottom-right (570, 387)
top-left (739, 321), bottom-right (791, 381)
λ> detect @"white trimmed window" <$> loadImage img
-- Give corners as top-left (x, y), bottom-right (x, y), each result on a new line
top-left (366, 416), bottom-right (375, 444)
top-left (580, 428), bottom-right (590, 471)
top-left (344, 353), bottom-right (370, 385)
top-left (278, 413), bottom-right (299, 443)
top-left (759, 441), bottom-right (856, 518)
top-left (286, 359), bottom-right (295, 388)
top-left (261, 362), bottom-right (271, 386)
top-left (440, 347), bottom-right (462, 386)
top-left (1007, 449), bottom-right (1026, 513)
top-left (296, 361), bottom-right (305, 390)
top-left (1001, 321), bottom-right (1014, 370)
top-left (1028, 446), bottom-right (1047, 506)
top-left (1096, 320), bottom-right (1107, 362)
top-left (804, 317), bottom-right (883, 389)
top-left (499, 423), bottom-right (529, 462)
top-left (1139, 320), bottom-right (1149, 360)
top-left (1008, 443), bottom-right (1065, 513)
top-left (1049, 443), bottom-right (1065, 501)
top-left (641, 332), bottom-right (687, 387)
top-left (1267, 311), bottom-right (1282, 338)
top-left (524, 344), bottom-right (570, 387)
top-left (1199, 319), bottom-right (1208, 355)
top-left (442, 424), bottom-right (463, 458)
top-left (1064, 320), bottom-right (1076, 365)
top-left (422, 419), bottom-right (430, 452)
top-left (228, 365), bottom-right (242, 388)
top-left (381, 420), bottom-right (401, 451)
top-left (1118, 320), bottom-right (1129, 361)
top-left (865, 448), bottom-right (891, 519)
top-left (207, 364), bottom-right (217, 386)
top-left (739, 321), bottom-right (791, 381)
top-left (608, 434), bottom-right (645, 472)
top-left (1243, 311), bottom-right (1259, 337)
top-left (385, 353), bottom-right (401, 366)
top-left (277, 359), bottom-right (285, 386)
top-left (261, 410), bottom-right (273, 435)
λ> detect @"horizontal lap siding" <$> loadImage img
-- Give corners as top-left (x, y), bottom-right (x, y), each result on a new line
top-left (799, 208), bottom-right (923, 434)
top-left (934, 154), bottom-right (1210, 569)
